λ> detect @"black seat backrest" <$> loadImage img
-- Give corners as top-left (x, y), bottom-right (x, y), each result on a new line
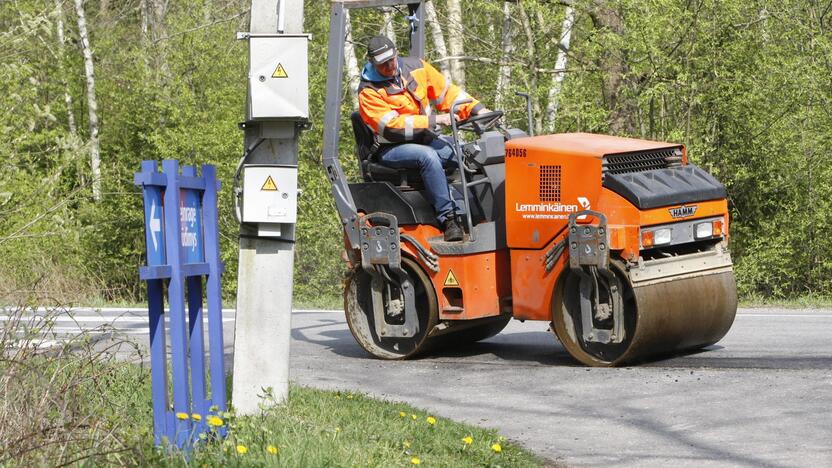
top-left (350, 111), bottom-right (376, 162)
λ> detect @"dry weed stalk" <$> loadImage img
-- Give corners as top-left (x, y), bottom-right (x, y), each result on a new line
top-left (0, 303), bottom-right (149, 465)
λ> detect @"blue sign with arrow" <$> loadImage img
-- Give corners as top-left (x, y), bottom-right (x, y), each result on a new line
top-left (134, 160), bottom-right (226, 449)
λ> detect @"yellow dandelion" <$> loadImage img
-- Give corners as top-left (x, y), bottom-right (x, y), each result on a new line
top-left (426, 416), bottom-right (436, 425)
top-left (176, 412), bottom-right (189, 420)
top-left (207, 415), bottom-right (224, 427)
top-left (491, 443), bottom-right (502, 453)
top-left (462, 436), bottom-right (473, 445)
top-left (236, 445), bottom-right (248, 455)
top-left (335, 427), bottom-right (341, 433)
top-left (399, 411), bottom-right (407, 418)
top-left (411, 414), bottom-right (417, 420)
top-left (267, 445), bottom-right (278, 455)
top-left (191, 414), bottom-right (202, 422)
top-left (411, 457), bottom-right (421, 465)
top-left (347, 394), bottom-right (354, 399)
top-left (403, 441), bottom-right (411, 448)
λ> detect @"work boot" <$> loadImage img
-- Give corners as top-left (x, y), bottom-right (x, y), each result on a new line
top-left (443, 217), bottom-right (464, 242)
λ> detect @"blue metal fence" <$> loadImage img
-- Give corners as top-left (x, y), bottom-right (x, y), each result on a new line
top-left (134, 160), bottom-right (227, 448)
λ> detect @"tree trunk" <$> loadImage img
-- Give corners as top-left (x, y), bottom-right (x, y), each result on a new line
top-left (518, 3), bottom-right (541, 135)
top-left (344, 9), bottom-right (361, 109)
top-left (424, 0), bottom-right (450, 80)
top-left (150, 0), bottom-right (171, 78)
top-left (203, 0), bottom-right (212, 23)
top-left (381, 7), bottom-right (396, 45)
top-left (495, 1), bottom-right (514, 111)
top-left (54, 0), bottom-right (76, 135)
top-left (446, 0), bottom-right (465, 87)
top-left (73, 0), bottom-right (101, 201)
top-left (139, 0), bottom-right (149, 37)
top-left (590, 2), bottom-right (636, 134)
top-left (545, 6), bottom-right (575, 132)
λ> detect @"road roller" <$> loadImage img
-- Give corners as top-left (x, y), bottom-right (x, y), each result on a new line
top-left (321, 0), bottom-right (737, 366)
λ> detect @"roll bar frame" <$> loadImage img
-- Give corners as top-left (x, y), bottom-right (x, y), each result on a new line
top-left (322, 1), bottom-right (425, 250)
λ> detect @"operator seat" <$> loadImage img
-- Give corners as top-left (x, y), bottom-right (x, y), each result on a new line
top-left (350, 112), bottom-right (456, 190)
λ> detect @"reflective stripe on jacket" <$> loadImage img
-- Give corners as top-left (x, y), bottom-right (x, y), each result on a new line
top-left (358, 57), bottom-right (483, 144)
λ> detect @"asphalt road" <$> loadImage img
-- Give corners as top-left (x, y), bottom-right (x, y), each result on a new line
top-left (12, 306), bottom-right (831, 467)
top-left (290, 308), bottom-right (832, 467)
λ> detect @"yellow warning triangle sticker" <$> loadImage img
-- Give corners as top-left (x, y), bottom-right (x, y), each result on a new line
top-left (271, 63), bottom-right (288, 78)
top-left (261, 175), bottom-right (278, 191)
top-left (444, 269), bottom-right (460, 287)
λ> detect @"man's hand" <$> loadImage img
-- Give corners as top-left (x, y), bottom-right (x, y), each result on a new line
top-left (435, 114), bottom-right (452, 126)
top-left (476, 107), bottom-right (493, 115)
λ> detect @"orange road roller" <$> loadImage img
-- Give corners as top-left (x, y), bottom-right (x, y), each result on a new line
top-left (338, 128), bottom-right (736, 367)
top-left (322, 2), bottom-right (737, 367)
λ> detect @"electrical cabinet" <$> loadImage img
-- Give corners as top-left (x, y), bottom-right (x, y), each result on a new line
top-left (247, 34), bottom-right (309, 120)
top-left (242, 165), bottom-right (298, 224)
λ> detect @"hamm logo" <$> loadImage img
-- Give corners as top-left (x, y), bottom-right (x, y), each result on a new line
top-left (669, 205), bottom-right (697, 218)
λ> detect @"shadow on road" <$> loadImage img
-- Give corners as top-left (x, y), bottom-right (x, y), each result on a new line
top-left (291, 323), bottom-right (581, 366)
top-left (290, 320), bottom-right (830, 371)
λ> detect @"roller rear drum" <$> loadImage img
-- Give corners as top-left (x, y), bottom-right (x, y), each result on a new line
top-left (344, 256), bottom-right (439, 359)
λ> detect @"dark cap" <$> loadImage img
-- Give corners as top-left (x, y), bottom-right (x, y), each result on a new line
top-left (367, 35), bottom-right (397, 65)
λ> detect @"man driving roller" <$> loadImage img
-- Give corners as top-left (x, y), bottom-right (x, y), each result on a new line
top-left (358, 35), bottom-right (491, 242)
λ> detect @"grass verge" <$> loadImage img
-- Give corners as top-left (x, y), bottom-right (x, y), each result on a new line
top-left (738, 293), bottom-right (832, 309)
top-left (1, 305), bottom-right (545, 467)
top-left (168, 386), bottom-right (544, 467)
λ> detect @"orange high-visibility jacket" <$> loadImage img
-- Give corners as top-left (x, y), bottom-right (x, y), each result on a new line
top-left (358, 57), bottom-right (482, 145)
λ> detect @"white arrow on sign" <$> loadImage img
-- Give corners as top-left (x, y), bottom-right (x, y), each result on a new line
top-left (149, 200), bottom-right (161, 252)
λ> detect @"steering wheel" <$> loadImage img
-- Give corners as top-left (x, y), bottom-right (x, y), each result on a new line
top-left (455, 110), bottom-right (504, 134)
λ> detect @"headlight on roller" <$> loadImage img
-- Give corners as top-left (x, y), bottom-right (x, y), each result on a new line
top-left (653, 228), bottom-right (672, 245)
top-left (695, 220), bottom-right (724, 239)
top-left (695, 222), bottom-right (713, 239)
top-left (642, 228), bottom-right (672, 248)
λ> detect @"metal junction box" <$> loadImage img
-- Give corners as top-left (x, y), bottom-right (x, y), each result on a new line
top-left (247, 34), bottom-right (309, 121)
top-left (242, 165), bottom-right (298, 224)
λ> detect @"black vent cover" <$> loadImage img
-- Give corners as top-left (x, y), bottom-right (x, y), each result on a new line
top-left (602, 164), bottom-right (727, 210)
top-left (603, 147), bottom-right (683, 176)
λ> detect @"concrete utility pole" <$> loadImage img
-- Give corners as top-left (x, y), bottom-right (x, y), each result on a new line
top-left (232, 0), bottom-right (307, 415)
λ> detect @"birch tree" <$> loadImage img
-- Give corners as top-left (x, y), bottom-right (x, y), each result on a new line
top-left (446, 0), bottom-right (465, 87)
top-left (495, 1), bottom-right (514, 111)
top-left (344, 9), bottom-right (361, 109)
top-left (73, 0), bottom-right (101, 200)
top-left (381, 7), bottom-right (395, 45)
top-left (518, 3), bottom-right (541, 134)
top-left (139, 0), bottom-right (149, 37)
top-left (149, 0), bottom-right (172, 80)
top-left (424, 0), bottom-right (450, 80)
top-left (588, 2), bottom-right (635, 134)
top-left (544, 6), bottom-right (575, 132)
top-left (54, 0), bottom-right (76, 135)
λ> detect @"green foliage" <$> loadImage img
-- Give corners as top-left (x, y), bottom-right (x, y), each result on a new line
top-left (1, 0), bottom-right (830, 305)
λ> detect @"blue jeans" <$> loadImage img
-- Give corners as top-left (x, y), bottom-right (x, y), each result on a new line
top-left (379, 137), bottom-right (460, 224)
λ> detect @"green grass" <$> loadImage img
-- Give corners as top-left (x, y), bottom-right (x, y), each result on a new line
top-left (169, 386), bottom-right (545, 467)
top-left (738, 293), bottom-right (832, 309)
top-left (3, 358), bottom-right (544, 467)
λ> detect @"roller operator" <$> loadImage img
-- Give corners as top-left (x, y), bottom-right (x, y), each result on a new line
top-left (357, 35), bottom-right (491, 242)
